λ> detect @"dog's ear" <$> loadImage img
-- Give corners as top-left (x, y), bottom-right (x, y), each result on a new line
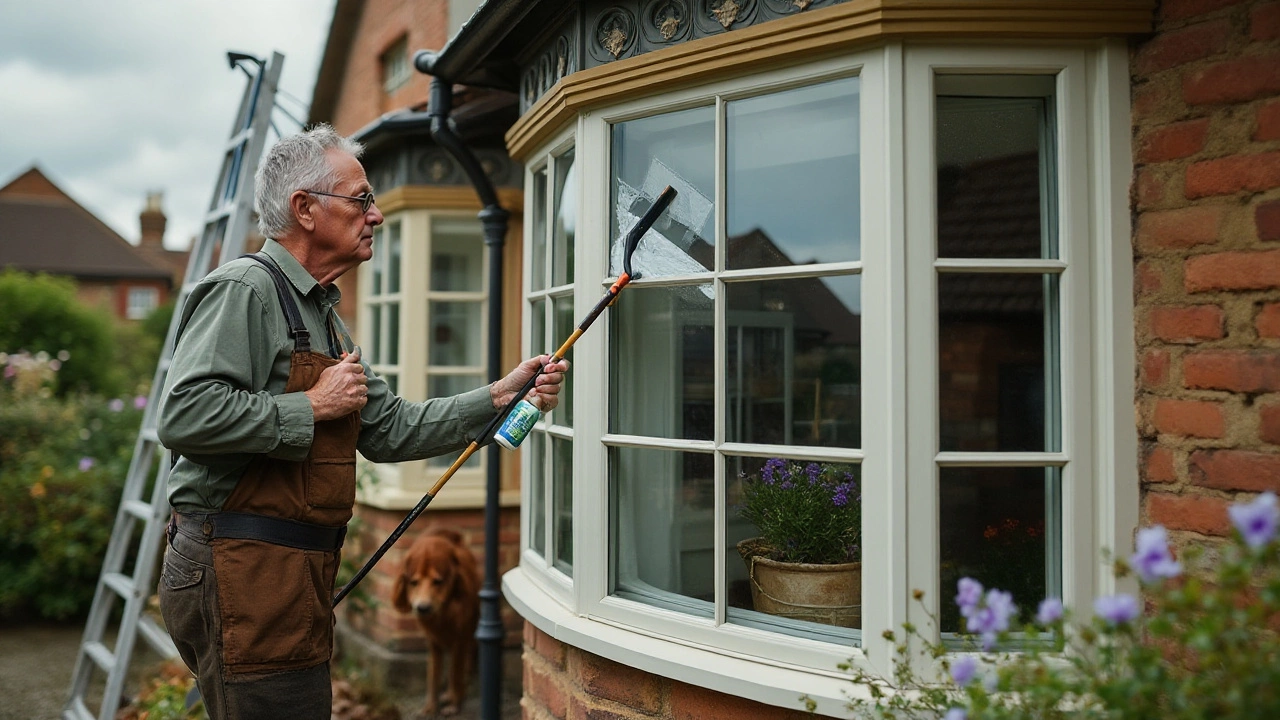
top-left (391, 552), bottom-right (412, 613)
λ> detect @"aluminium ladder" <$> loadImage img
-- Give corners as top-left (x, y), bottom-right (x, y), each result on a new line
top-left (62, 50), bottom-right (284, 720)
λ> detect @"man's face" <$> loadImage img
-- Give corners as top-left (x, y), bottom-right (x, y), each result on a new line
top-left (309, 149), bottom-right (383, 274)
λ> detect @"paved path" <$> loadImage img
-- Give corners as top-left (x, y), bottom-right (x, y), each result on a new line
top-left (0, 622), bottom-right (521, 720)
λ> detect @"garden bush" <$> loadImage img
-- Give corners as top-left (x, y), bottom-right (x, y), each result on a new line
top-left (0, 351), bottom-right (148, 620)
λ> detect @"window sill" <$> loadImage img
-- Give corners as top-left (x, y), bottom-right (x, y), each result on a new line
top-left (502, 565), bottom-right (871, 717)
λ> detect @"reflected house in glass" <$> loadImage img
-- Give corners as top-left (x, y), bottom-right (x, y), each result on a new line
top-left (308, 0), bottom-right (1280, 716)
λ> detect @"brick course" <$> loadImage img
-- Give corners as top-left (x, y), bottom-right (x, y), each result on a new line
top-left (1134, 0), bottom-right (1280, 561)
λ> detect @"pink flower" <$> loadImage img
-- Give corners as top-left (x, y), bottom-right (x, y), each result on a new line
top-left (108, 398), bottom-right (124, 412)
top-left (133, 395), bottom-right (147, 409)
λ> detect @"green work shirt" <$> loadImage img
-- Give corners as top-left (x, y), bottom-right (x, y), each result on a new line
top-left (159, 239), bottom-right (495, 513)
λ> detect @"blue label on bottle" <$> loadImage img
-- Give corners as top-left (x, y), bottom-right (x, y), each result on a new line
top-left (494, 399), bottom-right (541, 450)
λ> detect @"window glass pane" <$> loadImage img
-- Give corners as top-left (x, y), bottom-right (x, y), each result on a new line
top-left (530, 299), bottom-right (547, 356)
top-left (936, 94), bottom-right (1055, 259)
top-left (610, 284), bottom-right (714, 441)
top-left (552, 295), bottom-right (575, 426)
top-left (939, 466), bottom-right (1061, 634)
top-left (432, 219), bottom-right (484, 292)
top-left (610, 446), bottom-right (713, 619)
top-left (532, 169), bottom-right (548, 291)
top-left (387, 220), bottom-right (402, 293)
top-left (553, 149), bottom-right (576, 286)
top-left (371, 226), bottom-right (384, 295)
top-left (727, 455), bottom-right (862, 641)
top-left (387, 303), bottom-right (400, 365)
top-left (369, 305), bottom-right (382, 365)
top-left (530, 431), bottom-right (547, 556)
top-left (611, 106), bottom-right (715, 277)
top-left (938, 273), bottom-right (1059, 452)
top-left (553, 436), bottom-right (573, 576)
top-left (427, 374), bottom-right (485, 468)
top-left (429, 301), bottom-right (483, 366)
top-left (727, 76), bottom-right (860, 269)
top-left (723, 275), bottom-right (862, 448)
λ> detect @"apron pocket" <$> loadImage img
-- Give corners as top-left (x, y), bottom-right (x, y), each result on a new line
top-left (305, 458), bottom-right (356, 510)
top-left (212, 538), bottom-right (333, 673)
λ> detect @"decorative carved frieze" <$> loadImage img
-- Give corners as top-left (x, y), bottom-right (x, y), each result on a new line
top-left (591, 8), bottom-right (638, 61)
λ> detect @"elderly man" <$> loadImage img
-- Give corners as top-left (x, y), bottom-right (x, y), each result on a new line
top-left (157, 124), bottom-right (566, 719)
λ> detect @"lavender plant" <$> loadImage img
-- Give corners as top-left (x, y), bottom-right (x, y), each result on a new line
top-left (738, 458), bottom-right (861, 565)
top-left (831, 491), bottom-right (1280, 719)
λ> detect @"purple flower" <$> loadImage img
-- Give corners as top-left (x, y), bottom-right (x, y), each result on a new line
top-left (967, 589), bottom-right (1016, 650)
top-left (133, 395), bottom-right (147, 409)
top-left (1229, 492), bottom-right (1278, 550)
top-left (78, 457), bottom-right (96, 472)
top-left (762, 458), bottom-right (785, 484)
top-left (1094, 593), bottom-right (1140, 625)
top-left (955, 578), bottom-right (983, 618)
top-left (1129, 525), bottom-right (1182, 584)
top-left (832, 482), bottom-right (855, 507)
top-left (944, 708), bottom-right (967, 720)
top-left (108, 398), bottom-right (124, 412)
top-left (1036, 598), bottom-right (1064, 625)
top-left (950, 655), bottom-right (977, 686)
top-left (805, 462), bottom-right (821, 484)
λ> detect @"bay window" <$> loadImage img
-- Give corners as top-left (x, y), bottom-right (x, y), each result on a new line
top-left (510, 43), bottom-right (1135, 710)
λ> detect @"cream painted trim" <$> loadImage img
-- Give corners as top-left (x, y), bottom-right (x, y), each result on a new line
top-left (505, 0), bottom-right (1154, 160)
top-left (376, 185), bottom-right (524, 215)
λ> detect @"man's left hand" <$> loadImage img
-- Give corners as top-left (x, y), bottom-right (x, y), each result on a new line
top-left (491, 355), bottom-right (570, 412)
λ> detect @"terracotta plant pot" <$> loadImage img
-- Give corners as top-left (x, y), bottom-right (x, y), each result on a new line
top-left (737, 537), bottom-right (862, 629)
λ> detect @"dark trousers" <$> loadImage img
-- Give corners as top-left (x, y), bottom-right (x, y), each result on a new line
top-left (159, 525), bottom-right (331, 720)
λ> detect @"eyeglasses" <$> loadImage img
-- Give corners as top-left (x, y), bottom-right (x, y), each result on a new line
top-left (305, 189), bottom-right (376, 213)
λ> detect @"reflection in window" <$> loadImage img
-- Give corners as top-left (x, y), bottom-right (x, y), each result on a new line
top-left (725, 276), bottom-right (861, 448)
top-left (939, 466), bottom-right (1061, 634)
top-left (553, 436), bottom-right (573, 575)
top-left (727, 76), bottom-right (861, 268)
top-left (553, 149), bottom-right (576, 287)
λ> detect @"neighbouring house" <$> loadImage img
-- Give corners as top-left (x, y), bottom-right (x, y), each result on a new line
top-left (0, 166), bottom-right (188, 321)
top-left (317, 0), bottom-right (1280, 717)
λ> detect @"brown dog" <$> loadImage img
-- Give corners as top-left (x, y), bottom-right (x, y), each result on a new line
top-left (392, 527), bottom-right (481, 717)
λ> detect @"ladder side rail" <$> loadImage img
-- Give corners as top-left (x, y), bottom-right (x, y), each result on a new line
top-left (220, 51), bottom-right (283, 266)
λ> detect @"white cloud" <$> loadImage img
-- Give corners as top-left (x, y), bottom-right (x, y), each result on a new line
top-left (0, 0), bottom-right (335, 250)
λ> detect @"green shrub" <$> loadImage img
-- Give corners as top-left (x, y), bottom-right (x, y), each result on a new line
top-left (0, 353), bottom-right (146, 620)
top-left (0, 269), bottom-right (124, 395)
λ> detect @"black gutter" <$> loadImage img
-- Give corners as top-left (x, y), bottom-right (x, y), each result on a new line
top-left (418, 55), bottom-right (509, 720)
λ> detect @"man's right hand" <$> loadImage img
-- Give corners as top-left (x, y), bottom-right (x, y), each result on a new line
top-left (305, 349), bottom-right (368, 421)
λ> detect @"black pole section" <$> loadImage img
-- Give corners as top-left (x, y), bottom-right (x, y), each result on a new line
top-left (425, 70), bottom-right (508, 720)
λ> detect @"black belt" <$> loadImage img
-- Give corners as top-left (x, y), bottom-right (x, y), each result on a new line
top-left (172, 511), bottom-right (346, 552)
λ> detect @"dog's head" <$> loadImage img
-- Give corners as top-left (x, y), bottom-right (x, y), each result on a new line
top-left (392, 530), bottom-right (472, 617)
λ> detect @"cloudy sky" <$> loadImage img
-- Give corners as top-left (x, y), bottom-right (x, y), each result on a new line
top-left (0, 1), bottom-right (336, 250)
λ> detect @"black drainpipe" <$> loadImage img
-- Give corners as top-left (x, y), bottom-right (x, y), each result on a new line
top-left (418, 53), bottom-right (509, 720)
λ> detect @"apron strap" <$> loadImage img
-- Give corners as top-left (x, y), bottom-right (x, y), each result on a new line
top-left (244, 254), bottom-right (312, 354)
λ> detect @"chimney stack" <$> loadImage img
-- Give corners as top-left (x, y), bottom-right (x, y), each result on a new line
top-left (139, 191), bottom-right (166, 247)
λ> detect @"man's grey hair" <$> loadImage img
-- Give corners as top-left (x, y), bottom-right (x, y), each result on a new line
top-left (254, 123), bottom-right (365, 237)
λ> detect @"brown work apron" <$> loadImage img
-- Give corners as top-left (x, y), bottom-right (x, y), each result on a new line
top-left (210, 347), bottom-right (359, 675)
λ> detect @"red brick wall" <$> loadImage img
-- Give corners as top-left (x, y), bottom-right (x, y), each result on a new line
top-left (520, 623), bottom-right (840, 720)
top-left (329, 0), bottom-right (450, 137)
top-left (340, 505), bottom-right (523, 650)
top-left (1132, 0), bottom-right (1280, 554)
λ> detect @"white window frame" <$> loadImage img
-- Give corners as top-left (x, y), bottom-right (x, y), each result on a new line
top-left (519, 125), bottom-right (579, 610)
top-left (506, 41), bottom-right (1136, 714)
top-left (357, 209), bottom-right (492, 510)
top-left (382, 36), bottom-right (410, 94)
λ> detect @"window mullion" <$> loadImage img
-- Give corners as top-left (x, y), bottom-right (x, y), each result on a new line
top-left (713, 93), bottom-right (728, 626)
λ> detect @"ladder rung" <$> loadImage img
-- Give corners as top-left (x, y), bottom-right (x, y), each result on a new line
top-left (123, 500), bottom-right (153, 521)
top-left (83, 641), bottom-right (116, 674)
top-left (140, 427), bottom-right (160, 444)
top-left (224, 127), bottom-right (253, 150)
top-left (157, 357), bottom-right (172, 372)
top-left (62, 695), bottom-right (94, 720)
top-left (103, 572), bottom-right (136, 600)
top-left (139, 615), bottom-right (180, 660)
top-left (204, 204), bottom-right (234, 225)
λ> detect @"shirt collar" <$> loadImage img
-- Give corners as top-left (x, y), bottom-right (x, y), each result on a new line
top-left (261, 239), bottom-right (342, 305)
